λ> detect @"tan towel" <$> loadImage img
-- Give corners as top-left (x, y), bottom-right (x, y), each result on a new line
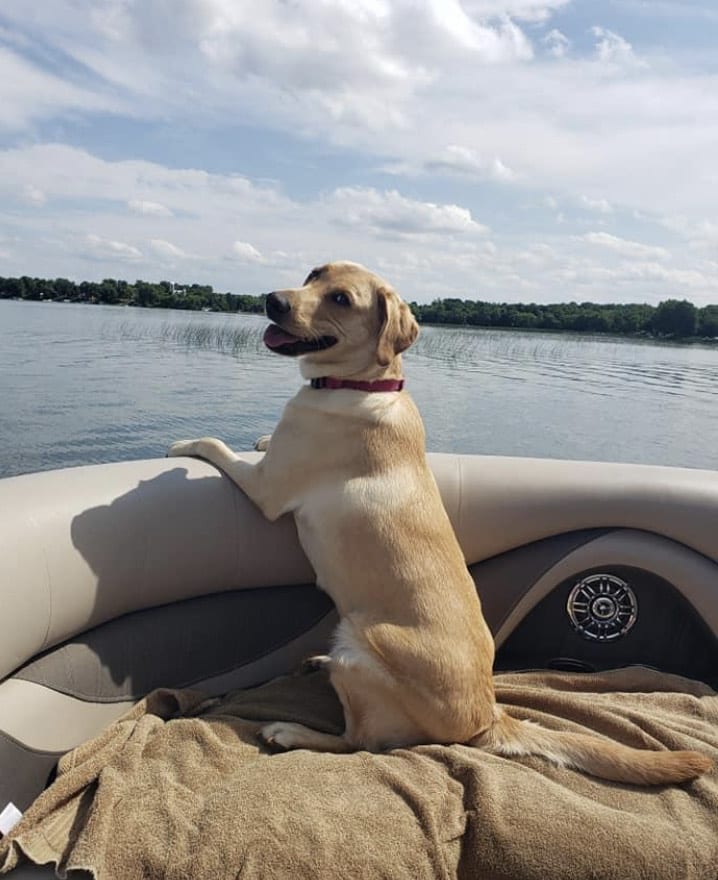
top-left (1, 667), bottom-right (716, 879)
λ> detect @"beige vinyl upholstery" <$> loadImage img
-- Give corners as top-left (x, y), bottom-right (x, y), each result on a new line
top-left (0, 611), bottom-right (338, 753)
top-left (1, 453), bottom-right (718, 683)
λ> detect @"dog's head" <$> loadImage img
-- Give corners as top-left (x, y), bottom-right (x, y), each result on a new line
top-left (263, 262), bottom-right (419, 378)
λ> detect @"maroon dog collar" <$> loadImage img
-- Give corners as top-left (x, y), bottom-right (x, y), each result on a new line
top-left (310, 377), bottom-right (405, 392)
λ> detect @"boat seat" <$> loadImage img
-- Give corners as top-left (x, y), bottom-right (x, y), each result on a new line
top-left (2, 454), bottom-right (718, 872)
top-left (0, 585), bottom-right (336, 816)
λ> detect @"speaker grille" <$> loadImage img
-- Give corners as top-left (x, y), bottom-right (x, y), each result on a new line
top-left (566, 573), bottom-right (638, 641)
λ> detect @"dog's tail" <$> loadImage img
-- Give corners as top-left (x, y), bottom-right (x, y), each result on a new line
top-left (470, 709), bottom-right (713, 785)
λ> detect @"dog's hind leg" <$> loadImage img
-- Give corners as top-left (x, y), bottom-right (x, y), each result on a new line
top-left (259, 663), bottom-right (428, 754)
top-left (301, 654), bottom-right (332, 674)
top-left (260, 721), bottom-right (352, 753)
top-left (259, 659), bottom-right (359, 753)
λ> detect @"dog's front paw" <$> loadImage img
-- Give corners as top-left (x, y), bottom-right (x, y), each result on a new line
top-left (167, 437), bottom-right (224, 460)
top-left (167, 439), bottom-right (199, 458)
top-left (259, 722), bottom-right (306, 751)
top-left (254, 434), bottom-right (272, 452)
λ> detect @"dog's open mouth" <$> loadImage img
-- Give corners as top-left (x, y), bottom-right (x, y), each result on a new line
top-left (263, 324), bottom-right (338, 357)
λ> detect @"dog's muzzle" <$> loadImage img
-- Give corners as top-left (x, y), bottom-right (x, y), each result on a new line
top-left (266, 291), bottom-right (291, 322)
top-left (263, 290), bottom-right (338, 356)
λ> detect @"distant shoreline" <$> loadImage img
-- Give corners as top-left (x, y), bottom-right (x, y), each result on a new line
top-left (2, 275), bottom-right (717, 344)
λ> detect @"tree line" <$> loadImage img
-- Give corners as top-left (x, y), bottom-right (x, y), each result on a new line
top-left (410, 296), bottom-right (718, 339)
top-left (0, 275), bottom-right (265, 315)
top-left (1, 274), bottom-right (716, 340)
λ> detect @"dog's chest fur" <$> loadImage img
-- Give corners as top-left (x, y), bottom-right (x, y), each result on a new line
top-left (265, 387), bottom-right (428, 606)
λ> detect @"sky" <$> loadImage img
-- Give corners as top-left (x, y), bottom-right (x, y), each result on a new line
top-left (1, 0), bottom-right (717, 306)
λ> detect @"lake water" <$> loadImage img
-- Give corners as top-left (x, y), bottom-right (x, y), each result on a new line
top-left (1, 298), bottom-right (717, 479)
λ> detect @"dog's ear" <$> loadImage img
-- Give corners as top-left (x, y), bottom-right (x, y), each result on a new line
top-left (376, 287), bottom-right (419, 366)
top-left (303, 266), bottom-right (324, 285)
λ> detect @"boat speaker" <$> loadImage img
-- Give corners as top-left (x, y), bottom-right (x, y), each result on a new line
top-left (566, 573), bottom-right (638, 641)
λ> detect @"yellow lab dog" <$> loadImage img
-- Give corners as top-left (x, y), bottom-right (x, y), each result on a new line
top-left (169, 262), bottom-right (712, 785)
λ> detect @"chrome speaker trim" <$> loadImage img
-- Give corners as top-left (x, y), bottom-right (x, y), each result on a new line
top-left (567, 573), bottom-right (638, 641)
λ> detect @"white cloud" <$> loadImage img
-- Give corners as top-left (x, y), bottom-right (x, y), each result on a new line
top-left (0, 1), bottom-right (541, 141)
top-left (619, 261), bottom-right (707, 288)
top-left (543, 28), bottom-right (570, 57)
top-left (3, 2), bottom-right (718, 224)
top-left (659, 216), bottom-right (718, 252)
top-left (326, 187), bottom-right (490, 237)
top-left (0, 46), bottom-right (121, 131)
top-left (0, 3), bottom-right (717, 306)
top-left (421, 145), bottom-right (517, 182)
top-left (490, 158), bottom-right (517, 182)
top-left (463, 0), bottom-right (572, 22)
top-left (0, 143), bottom-right (286, 217)
top-left (21, 185), bottom-right (47, 207)
top-left (232, 241), bottom-right (264, 263)
top-left (149, 239), bottom-right (188, 259)
top-left (421, 0), bottom-right (533, 59)
top-left (85, 234), bottom-right (142, 261)
top-left (688, 221), bottom-right (718, 250)
top-left (580, 195), bottom-right (613, 214)
top-left (591, 26), bottom-right (645, 69)
top-left (583, 231), bottom-right (669, 260)
top-left (0, 143), bottom-right (503, 298)
top-left (128, 200), bottom-right (174, 217)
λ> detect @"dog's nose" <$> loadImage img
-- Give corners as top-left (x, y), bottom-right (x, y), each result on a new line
top-left (266, 291), bottom-right (291, 321)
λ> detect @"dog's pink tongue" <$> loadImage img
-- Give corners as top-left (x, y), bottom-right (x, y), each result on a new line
top-left (263, 324), bottom-right (299, 349)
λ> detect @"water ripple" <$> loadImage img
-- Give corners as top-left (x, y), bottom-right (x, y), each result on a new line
top-left (1, 300), bottom-right (717, 477)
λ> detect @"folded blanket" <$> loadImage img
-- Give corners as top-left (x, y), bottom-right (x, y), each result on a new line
top-left (1, 667), bottom-right (716, 880)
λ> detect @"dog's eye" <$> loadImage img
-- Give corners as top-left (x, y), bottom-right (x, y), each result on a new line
top-left (329, 290), bottom-right (351, 307)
